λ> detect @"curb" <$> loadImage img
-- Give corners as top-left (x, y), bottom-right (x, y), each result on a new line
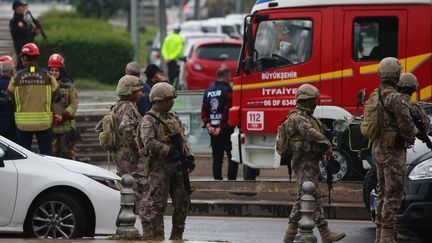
top-left (166, 200), bottom-right (370, 220)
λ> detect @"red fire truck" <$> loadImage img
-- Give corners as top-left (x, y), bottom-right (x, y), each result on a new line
top-left (229, 0), bottom-right (432, 180)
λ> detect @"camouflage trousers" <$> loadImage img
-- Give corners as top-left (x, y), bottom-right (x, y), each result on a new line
top-left (136, 165), bottom-right (189, 233)
top-left (113, 147), bottom-right (139, 177)
top-left (372, 143), bottom-right (406, 230)
top-left (52, 133), bottom-right (75, 160)
top-left (289, 159), bottom-right (326, 228)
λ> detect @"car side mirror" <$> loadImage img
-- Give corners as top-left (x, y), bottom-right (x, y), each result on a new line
top-left (0, 148), bottom-right (5, 167)
top-left (357, 88), bottom-right (366, 106)
top-left (356, 88), bottom-right (367, 117)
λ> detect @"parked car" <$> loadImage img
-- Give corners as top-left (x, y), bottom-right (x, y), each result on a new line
top-left (183, 39), bottom-right (242, 90)
top-left (0, 136), bottom-right (121, 239)
top-left (178, 33), bottom-right (231, 89)
top-left (363, 104), bottom-right (432, 240)
top-left (201, 18), bottom-right (242, 39)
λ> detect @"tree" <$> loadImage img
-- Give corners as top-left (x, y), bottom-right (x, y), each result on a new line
top-left (70, 0), bottom-right (129, 19)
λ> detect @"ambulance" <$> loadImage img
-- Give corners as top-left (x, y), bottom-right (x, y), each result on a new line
top-left (229, 0), bottom-right (432, 180)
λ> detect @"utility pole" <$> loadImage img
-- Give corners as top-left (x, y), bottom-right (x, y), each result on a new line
top-left (159, 0), bottom-right (167, 68)
top-left (179, 0), bottom-right (185, 22)
top-left (130, 0), bottom-right (140, 62)
top-left (236, 0), bottom-right (244, 13)
top-left (194, 0), bottom-right (200, 20)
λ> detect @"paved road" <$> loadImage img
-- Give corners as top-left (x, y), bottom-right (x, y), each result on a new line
top-left (0, 216), bottom-right (424, 242)
top-left (172, 217), bottom-right (424, 243)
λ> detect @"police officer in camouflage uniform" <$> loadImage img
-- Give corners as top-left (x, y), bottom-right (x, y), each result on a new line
top-left (281, 84), bottom-right (346, 243)
top-left (397, 73), bottom-right (431, 134)
top-left (49, 54), bottom-right (78, 160)
top-left (136, 82), bottom-right (195, 241)
top-left (373, 58), bottom-right (417, 243)
top-left (112, 75), bottom-right (143, 177)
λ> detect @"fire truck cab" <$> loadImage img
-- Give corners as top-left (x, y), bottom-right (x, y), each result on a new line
top-left (229, 0), bottom-right (432, 179)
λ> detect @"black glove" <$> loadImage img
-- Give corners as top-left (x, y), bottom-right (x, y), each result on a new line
top-left (185, 155), bottom-right (196, 171)
top-left (167, 147), bottom-right (181, 162)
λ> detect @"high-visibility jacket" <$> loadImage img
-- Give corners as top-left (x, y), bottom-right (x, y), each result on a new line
top-left (7, 66), bottom-right (58, 131)
top-left (161, 33), bottom-right (184, 61)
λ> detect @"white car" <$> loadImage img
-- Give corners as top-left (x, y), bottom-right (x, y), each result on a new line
top-left (0, 136), bottom-right (121, 239)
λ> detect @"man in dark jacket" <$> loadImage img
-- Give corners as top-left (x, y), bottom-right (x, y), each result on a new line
top-left (0, 60), bottom-right (17, 142)
top-left (9, 0), bottom-right (40, 70)
top-left (136, 64), bottom-right (168, 115)
top-left (201, 67), bottom-right (238, 180)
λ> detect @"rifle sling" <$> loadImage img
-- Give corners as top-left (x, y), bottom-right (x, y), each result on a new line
top-left (146, 111), bottom-right (174, 134)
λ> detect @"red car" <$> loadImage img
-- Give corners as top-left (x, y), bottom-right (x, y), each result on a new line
top-left (184, 39), bottom-right (242, 90)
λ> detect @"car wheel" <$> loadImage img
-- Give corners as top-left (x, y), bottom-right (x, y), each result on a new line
top-left (319, 149), bottom-right (351, 182)
top-left (363, 166), bottom-right (377, 221)
top-left (25, 192), bottom-right (86, 239)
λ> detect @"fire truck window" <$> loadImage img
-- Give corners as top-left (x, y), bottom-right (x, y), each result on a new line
top-left (353, 17), bottom-right (398, 61)
top-left (254, 19), bottom-right (313, 71)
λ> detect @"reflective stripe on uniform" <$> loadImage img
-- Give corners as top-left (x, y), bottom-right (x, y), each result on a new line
top-left (14, 112), bottom-right (53, 125)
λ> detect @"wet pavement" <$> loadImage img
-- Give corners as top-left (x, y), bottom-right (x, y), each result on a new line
top-left (0, 216), bottom-right (426, 243)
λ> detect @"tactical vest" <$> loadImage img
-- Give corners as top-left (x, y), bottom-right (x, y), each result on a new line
top-left (289, 109), bottom-right (325, 154)
top-left (203, 81), bottom-right (231, 126)
top-left (52, 79), bottom-right (76, 134)
top-left (13, 67), bottom-right (53, 131)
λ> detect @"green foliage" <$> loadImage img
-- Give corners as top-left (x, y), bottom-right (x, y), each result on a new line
top-left (74, 78), bottom-right (116, 91)
top-left (69, 0), bottom-right (129, 19)
top-left (36, 10), bottom-right (133, 84)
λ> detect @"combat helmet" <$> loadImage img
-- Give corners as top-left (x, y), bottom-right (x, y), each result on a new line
top-left (398, 73), bottom-right (418, 90)
top-left (115, 75), bottom-right (142, 96)
top-left (378, 57), bottom-right (402, 81)
top-left (149, 82), bottom-right (176, 102)
top-left (296, 84), bottom-right (320, 100)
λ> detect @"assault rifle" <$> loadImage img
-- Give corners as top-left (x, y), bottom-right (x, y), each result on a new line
top-left (167, 133), bottom-right (194, 195)
top-left (322, 155), bottom-right (334, 205)
top-left (411, 107), bottom-right (432, 150)
top-left (26, 11), bottom-right (47, 41)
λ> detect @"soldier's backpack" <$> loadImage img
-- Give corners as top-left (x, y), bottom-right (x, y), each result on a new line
top-left (95, 101), bottom-right (125, 151)
top-left (360, 88), bottom-right (386, 140)
top-left (276, 109), bottom-right (300, 157)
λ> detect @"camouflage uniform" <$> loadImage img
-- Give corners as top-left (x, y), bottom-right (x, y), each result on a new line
top-left (136, 108), bottom-right (192, 240)
top-left (285, 107), bottom-right (331, 227)
top-left (52, 79), bottom-right (78, 160)
top-left (112, 100), bottom-right (142, 177)
top-left (281, 83), bottom-right (345, 243)
top-left (372, 58), bottom-right (417, 243)
top-left (373, 84), bottom-right (416, 232)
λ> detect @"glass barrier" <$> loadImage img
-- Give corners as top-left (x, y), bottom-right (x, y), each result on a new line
top-left (77, 90), bottom-right (211, 153)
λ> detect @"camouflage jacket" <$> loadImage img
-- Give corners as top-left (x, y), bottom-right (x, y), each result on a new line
top-left (114, 101), bottom-right (142, 149)
top-left (379, 84), bottom-right (416, 145)
top-left (137, 109), bottom-right (192, 175)
top-left (400, 93), bottom-right (432, 134)
top-left (284, 107), bottom-right (331, 163)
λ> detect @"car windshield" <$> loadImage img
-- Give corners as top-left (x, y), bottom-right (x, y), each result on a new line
top-left (196, 44), bottom-right (241, 60)
top-left (254, 19), bottom-right (313, 71)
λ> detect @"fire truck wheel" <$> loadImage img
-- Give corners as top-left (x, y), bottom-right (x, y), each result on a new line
top-left (319, 149), bottom-right (352, 182)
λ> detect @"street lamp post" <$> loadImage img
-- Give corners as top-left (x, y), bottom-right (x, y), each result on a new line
top-left (130, 0), bottom-right (140, 62)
